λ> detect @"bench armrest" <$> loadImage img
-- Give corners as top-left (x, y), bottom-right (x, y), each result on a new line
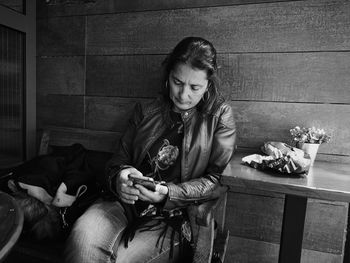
top-left (194, 186), bottom-right (228, 227)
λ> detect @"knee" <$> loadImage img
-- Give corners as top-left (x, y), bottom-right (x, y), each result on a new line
top-left (64, 201), bottom-right (127, 263)
top-left (64, 211), bottom-right (103, 262)
top-left (68, 212), bottom-right (100, 248)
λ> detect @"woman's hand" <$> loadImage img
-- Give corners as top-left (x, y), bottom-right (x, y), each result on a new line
top-left (134, 184), bottom-right (168, 203)
top-left (117, 167), bottom-right (142, 204)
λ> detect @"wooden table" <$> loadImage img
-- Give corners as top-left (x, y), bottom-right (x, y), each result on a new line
top-left (222, 153), bottom-right (350, 263)
top-left (0, 191), bottom-right (23, 262)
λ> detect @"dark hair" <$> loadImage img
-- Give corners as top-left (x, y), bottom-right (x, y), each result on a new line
top-left (161, 36), bottom-right (223, 114)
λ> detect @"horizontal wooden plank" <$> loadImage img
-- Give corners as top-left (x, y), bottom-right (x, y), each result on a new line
top-left (226, 192), bottom-right (284, 243)
top-left (228, 184), bottom-right (284, 198)
top-left (37, 0), bottom-right (298, 17)
top-left (38, 126), bottom-right (122, 153)
top-left (37, 57), bottom-right (85, 95)
top-left (226, 236), bottom-right (343, 263)
top-left (231, 101), bottom-right (350, 156)
top-left (87, 0), bottom-right (350, 55)
top-left (37, 95), bottom-right (84, 128)
top-left (82, 98), bottom-right (350, 157)
top-left (315, 153), bottom-right (350, 164)
top-left (85, 97), bottom-right (151, 132)
top-left (301, 249), bottom-right (343, 263)
top-left (226, 236), bottom-right (279, 263)
top-left (84, 53), bottom-right (350, 103)
top-left (37, 16), bottom-right (85, 56)
top-left (226, 192), bottom-right (347, 253)
top-left (86, 55), bottom-right (163, 97)
top-left (303, 199), bottom-right (348, 253)
top-left (218, 53), bottom-right (350, 103)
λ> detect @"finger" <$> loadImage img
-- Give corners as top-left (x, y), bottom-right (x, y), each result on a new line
top-left (119, 170), bottom-right (131, 183)
top-left (134, 184), bottom-right (153, 196)
top-left (121, 184), bottom-right (140, 195)
top-left (138, 192), bottom-right (151, 202)
top-left (134, 184), bottom-right (160, 201)
top-left (126, 180), bottom-right (133, 187)
top-left (120, 192), bottom-right (139, 201)
top-left (128, 168), bottom-right (143, 178)
top-left (120, 197), bottom-right (136, 204)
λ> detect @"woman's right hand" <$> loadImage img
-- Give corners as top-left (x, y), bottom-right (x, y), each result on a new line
top-left (117, 167), bottom-right (142, 204)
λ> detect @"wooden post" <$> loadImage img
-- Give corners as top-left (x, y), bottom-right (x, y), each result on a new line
top-left (278, 194), bottom-right (307, 263)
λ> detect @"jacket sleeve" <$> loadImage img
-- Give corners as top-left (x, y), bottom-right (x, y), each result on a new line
top-left (163, 104), bottom-right (236, 210)
top-left (101, 103), bottom-right (143, 197)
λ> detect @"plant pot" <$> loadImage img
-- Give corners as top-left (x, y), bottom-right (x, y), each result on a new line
top-left (297, 142), bottom-right (320, 166)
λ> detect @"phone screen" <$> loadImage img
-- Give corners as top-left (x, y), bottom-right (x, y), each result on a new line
top-left (129, 176), bottom-right (156, 191)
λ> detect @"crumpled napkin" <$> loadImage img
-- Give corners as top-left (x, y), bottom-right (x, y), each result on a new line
top-left (242, 142), bottom-right (311, 174)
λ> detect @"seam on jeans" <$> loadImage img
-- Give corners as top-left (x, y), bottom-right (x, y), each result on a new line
top-left (145, 241), bottom-right (180, 263)
top-left (103, 203), bottom-right (126, 263)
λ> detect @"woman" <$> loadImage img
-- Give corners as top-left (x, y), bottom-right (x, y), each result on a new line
top-left (64, 36), bottom-right (236, 263)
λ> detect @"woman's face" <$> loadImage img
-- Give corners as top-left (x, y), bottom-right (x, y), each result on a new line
top-left (168, 63), bottom-right (208, 111)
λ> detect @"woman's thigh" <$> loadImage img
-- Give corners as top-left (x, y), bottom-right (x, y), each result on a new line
top-left (115, 220), bottom-right (181, 263)
top-left (64, 200), bottom-right (128, 263)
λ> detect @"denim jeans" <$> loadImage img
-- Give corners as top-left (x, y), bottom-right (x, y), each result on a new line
top-left (64, 200), bottom-right (181, 263)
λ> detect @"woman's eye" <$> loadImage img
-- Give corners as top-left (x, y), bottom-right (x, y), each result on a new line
top-left (174, 79), bottom-right (182, 85)
top-left (191, 86), bottom-right (200, 91)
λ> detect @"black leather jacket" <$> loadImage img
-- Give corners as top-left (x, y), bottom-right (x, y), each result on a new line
top-left (104, 98), bottom-right (236, 208)
top-left (103, 98), bottom-right (236, 262)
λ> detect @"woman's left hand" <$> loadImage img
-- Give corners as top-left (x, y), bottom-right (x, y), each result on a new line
top-left (134, 184), bottom-right (168, 203)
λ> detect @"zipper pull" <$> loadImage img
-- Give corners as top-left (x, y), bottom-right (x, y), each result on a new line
top-left (60, 207), bottom-right (69, 229)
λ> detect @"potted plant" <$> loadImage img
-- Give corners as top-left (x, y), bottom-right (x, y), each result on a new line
top-left (290, 126), bottom-right (331, 165)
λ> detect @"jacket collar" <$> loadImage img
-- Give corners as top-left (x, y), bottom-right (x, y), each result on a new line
top-left (172, 106), bottom-right (197, 122)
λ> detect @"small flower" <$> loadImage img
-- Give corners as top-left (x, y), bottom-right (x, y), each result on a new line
top-left (290, 126), bottom-right (331, 144)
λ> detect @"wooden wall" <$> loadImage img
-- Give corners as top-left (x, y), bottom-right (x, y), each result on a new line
top-left (36, 0), bottom-right (350, 262)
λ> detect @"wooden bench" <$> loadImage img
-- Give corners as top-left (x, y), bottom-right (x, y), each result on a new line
top-left (1, 127), bottom-right (229, 263)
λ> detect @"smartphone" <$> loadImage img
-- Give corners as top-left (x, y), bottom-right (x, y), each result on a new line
top-left (128, 174), bottom-right (156, 191)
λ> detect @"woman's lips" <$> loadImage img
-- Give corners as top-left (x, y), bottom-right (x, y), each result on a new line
top-left (175, 98), bottom-right (190, 105)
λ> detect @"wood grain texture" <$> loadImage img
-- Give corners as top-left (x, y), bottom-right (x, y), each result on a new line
top-left (37, 95), bottom-right (84, 128)
top-left (86, 55), bottom-right (163, 97)
top-left (37, 16), bottom-right (85, 56)
top-left (218, 53), bottom-right (350, 103)
top-left (39, 126), bottom-right (122, 153)
top-left (226, 236), bottom-right (342, 263)
top-left (85, 53), bottom-right (350, 102)
top-left (37, 0), bottom-right (299, 18)
top-left (230, 101), bottom-right (350, 156)
top-left (226, 192), bottom-right (347, 253)
top-left (226, 236), bottom-right (279, 263)
top-left (87, 0), bottom-right (350, 55)
top-left (223, 153), bottom-right (350, 203)
top-left (226, 192), bottom-right (284, 243)
top-left (85, 97), bottom-right (151, 132)
top-left (303, 199), bottom-right (348, 253)
top-left (82, 99), bottom-right (350, 157)
top-left (37, 57), bottom-right (85, 95)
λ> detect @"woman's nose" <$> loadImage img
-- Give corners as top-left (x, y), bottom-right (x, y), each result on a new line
top-left (178, 86), bottom-right (189, 99)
